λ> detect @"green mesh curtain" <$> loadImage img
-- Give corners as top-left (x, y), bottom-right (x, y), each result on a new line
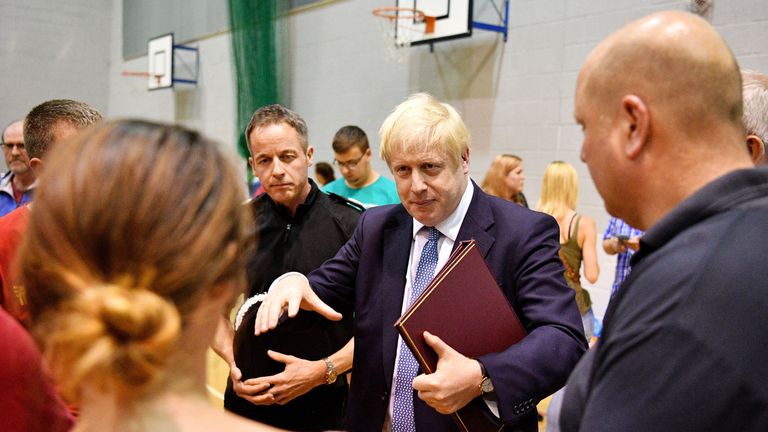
top-left (228, 0), bottom-right (282, 160)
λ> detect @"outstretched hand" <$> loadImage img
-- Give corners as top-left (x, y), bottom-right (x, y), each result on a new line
top-left (254, 273), bottom-right (342, 335)
top-left (412, 331), bottom-right (483, 414)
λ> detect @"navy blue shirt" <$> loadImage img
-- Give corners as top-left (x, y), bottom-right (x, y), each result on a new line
top-left (562, 167), bottom-right (768, 431)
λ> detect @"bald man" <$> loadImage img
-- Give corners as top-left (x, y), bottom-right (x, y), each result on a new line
top-left (561, 11), bottom-right (768, 431)
top-left (743, 70), bottom-right (768, 165)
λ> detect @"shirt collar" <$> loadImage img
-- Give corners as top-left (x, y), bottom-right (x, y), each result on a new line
top-left (267, 178), bottom-right (319, 221)
top-left (633, 167), bottom-right (768, 265)
top-left (412, 179), bottom-right (474, 241)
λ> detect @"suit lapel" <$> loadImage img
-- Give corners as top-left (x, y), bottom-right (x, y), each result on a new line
top-left (381, 208), bottom-right (412, 389)
top-left (456, 181), bottom-right (496, 257)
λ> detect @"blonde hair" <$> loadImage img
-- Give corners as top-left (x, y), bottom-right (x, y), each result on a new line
top-left (481, 154), bottom-right (525, 205)
top-left (379, 93), bottom-right (470, 168)
top-left (537, 161), bottom-right (579, 219)
top-left (19, 120), bottom-right (251, 403)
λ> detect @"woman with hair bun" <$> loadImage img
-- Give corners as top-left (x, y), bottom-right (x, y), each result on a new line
top-left (481, 154), bottom-right (528, 207)
top-left (18, 120), bottom-right (284, 432)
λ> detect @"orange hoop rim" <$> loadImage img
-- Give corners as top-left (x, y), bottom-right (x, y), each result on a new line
top-left (372, 7), bottom-right (426, 22)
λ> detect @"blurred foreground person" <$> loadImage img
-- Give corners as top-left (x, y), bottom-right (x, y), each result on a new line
top-left (18, 120), bottom-right (284, 432)
top-left (0, 307), bottom-right (73, 432)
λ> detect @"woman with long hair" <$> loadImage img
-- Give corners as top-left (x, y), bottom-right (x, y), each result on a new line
top-left (481, 154), bottom-right (528, 207)
top-left (538, 161), bottom-right (599, 432)
top-left (18, 120), bottom-right (283, 432)
top-left (537, 161), bottom-right (599, 338)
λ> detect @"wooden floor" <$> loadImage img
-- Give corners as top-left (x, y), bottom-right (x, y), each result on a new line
top-left (206, 348), bottom-right (229, 407)
top-left (538, 395), bottom-right (552, 430)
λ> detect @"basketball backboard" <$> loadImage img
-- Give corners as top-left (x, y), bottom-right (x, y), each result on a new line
top-left (396, 0), bottom-right (473, 46)
top-left (143, 33), bottom-right (199, 90)
top-left (148, 34), bottom-right (173, 90)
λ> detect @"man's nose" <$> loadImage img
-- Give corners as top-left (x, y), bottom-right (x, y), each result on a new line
top-left (271, 158), bottom-right (286, 176)
top-left (411, 171), bottom-right (427, 193)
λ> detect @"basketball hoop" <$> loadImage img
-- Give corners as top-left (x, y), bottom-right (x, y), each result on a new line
top-left (372, 7), bottom-right (435, 63)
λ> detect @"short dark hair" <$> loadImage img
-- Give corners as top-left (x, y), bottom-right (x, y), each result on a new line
top-left (24, 99), bottom-right (102, 159)
top-left (332, 125), bottom-right (369, 154)
top-left (245, 104), bottom-right (308, 153)
top-left (314, 161), bottom-right (335, 183)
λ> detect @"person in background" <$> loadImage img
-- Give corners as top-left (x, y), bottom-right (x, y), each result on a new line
top-left (602, 217), bottom-right (643, 297)
top-left (323, 125), bottom-right (399, 208)
top-left (0, 99), bottom-right (102, 326)
top-left (537, 161), bottom-right (599, 339)
top-left (537, 161), bottom-right (599, 432)
top-left (18, 119), bottom-right (284, 432)
top-left (0, 120), bottom-right (35, 217)
top-left (217, 104), bottom-right (360, 431)
top-left (481, 154), bottom-right (528, 207)
top-left (314, 161), bottom-right (335, 186)
top-left (742, 69), bottom-right (768, 165)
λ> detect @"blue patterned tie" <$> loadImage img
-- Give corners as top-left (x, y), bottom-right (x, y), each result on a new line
top-left (393, 227), bottom-right (441, 432)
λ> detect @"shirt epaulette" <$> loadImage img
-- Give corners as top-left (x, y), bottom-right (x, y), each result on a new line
top-left (326, 192), bottom-right (365, 213)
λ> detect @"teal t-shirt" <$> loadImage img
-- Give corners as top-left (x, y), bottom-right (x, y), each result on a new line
top-left (323, 175), bottom-right (400, 208)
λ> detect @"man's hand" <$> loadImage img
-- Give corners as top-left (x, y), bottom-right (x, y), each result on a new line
top-left (254, 273), bottom-right (342, 335)
top-left (412, 331), bottom-right (483, 415)
top-left (230, 363), bottom-right (275, 405)
top-left (241, 350), bottom-right (327, 405)
top-left (626, 236), bottom-right (641, 251)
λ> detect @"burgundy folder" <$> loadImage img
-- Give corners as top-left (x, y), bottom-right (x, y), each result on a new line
top-left (394, 239), bottom-right (527, 432)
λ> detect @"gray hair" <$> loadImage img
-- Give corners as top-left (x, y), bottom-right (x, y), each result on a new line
top-left (742, 70), bottom-right (768, 145)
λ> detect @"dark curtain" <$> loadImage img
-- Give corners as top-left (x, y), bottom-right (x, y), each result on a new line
top-left (228, 0), bottom-right (282, 158)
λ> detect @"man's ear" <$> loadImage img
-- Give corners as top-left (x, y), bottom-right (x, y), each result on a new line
top-left (746, 135), bottom-right (765, 165)
top-left (29, 158), bottom-right (44, 176)
top-left (306, 146), bottom-right (314, 166)
top-left (248, 156), bottom-right (256, 176)
top-left (621, 95), bottom-right (650, 159)
top-left (460, 148), bottom-right (470, 174)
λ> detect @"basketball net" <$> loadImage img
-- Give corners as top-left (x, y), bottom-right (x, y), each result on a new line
top-left (373, 7), bottom-right (435, 64)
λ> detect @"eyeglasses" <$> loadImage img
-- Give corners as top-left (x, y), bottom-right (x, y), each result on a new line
top-left (333, 154), bottom-right (365, 170)
top-left (2, 143), bottom-right (25, 151)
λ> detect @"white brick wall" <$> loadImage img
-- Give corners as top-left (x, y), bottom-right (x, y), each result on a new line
top-left (0, 0), bottom-right (111, 156)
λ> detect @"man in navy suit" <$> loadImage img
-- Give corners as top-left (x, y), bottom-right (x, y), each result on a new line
top-left (255, 93), bottom-right (587, 431)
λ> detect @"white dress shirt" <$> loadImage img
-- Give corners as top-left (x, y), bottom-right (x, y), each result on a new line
top-left (383, 180), bottom-right (475, 431)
